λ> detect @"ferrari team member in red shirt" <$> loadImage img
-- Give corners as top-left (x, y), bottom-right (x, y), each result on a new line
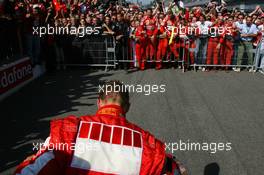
top-left (14, 80), bottom-right (188, 175)
top-left (156, 13), bottom-right (168, 70)
top-left (206, 15), bottom-right (224, 69)
top-left (142, 8), bottom-right (158, 64)
top-left (134, 20), bottom-right (147, 70)
top-left (219, 16), bottom-right (236, 70)
top-left (166, 14), bottom-right (179, 62)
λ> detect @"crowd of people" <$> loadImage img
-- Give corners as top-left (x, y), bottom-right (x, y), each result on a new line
top-left (0, 0), bottom-right (264, 73)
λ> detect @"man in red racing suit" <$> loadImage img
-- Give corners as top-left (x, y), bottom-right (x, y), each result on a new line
top-left (135, 21), bottom-right (147, 70)
top-left (142, 8), bottom-right (158, 64)
top-left (15, 80), bottom-right (187, 175)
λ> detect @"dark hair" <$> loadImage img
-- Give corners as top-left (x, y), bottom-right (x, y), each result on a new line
top-left (238, 13), bottom-right (244, 18)
top-left (200, 14), bottom-right (206, 20)
top-left (246, 16), bottom-right (252, 20)
top-left (117, 13), bottom-right (123, 17)
top-left (98, 80), bottom-right (130, 111)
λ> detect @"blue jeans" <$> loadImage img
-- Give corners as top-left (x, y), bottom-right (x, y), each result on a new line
top-left (196, 38), bottom-right (208, 64)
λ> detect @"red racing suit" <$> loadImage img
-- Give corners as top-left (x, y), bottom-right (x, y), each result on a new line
top-left (156, 23), bottom-right (168, 69)
top-left (219, 23), bottom-right (235, 66)
top-left (166, 20), bottom-right (179, 60)
top-left (15, 105), bottom-right (180, 175)
top-left (142, 16), bottom-right (157, 60)
top-left (135, 25), bottom-right (147, 70)
top-left (206, 23), bottom-right (223, 65)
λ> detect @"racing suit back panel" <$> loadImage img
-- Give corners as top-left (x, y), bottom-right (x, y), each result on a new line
top-left (15, 105), bottom-right (166, 175)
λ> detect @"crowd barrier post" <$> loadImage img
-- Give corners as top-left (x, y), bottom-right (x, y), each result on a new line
top-left (181, 38), bottom-right (186, 73)
top-left (104, 36), bottom-right (117, 71)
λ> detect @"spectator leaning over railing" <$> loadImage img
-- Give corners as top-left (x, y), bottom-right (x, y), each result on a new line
top-left (196, 15), bottom-right (212, 71)
top-left (102, 15), bottom-right (115, 35)
top-left (234, 16), bottom-right (258, 72)
top-left (233, 13), bottom-right (245, 68)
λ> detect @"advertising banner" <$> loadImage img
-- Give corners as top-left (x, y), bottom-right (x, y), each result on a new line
top-left (0, 58), bottom-right (33, 94)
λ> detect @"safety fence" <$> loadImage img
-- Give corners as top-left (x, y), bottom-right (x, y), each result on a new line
top-left (68, 35), bottom-right (117, 70)
top-left (187, 37), bottom-right (264, 72)
top-left (65, 35), bottom-right (264, 72)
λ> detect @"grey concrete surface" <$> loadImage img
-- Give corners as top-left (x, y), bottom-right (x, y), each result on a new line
top-left (1, 69), bottom-right (264, 175)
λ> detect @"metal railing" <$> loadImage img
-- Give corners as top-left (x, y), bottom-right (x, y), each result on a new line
top-left (69, 35), bottom-right (117, 70)
top-left (65, 35), bottom-right (264, 73)
top-left (188, 37), bottom-right (264, 72)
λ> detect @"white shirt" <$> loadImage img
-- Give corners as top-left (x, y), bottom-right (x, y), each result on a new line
top-left (258, 24), bottom-right (264, 50)
top-left (258, 24), bottom-right (264, 35)
top-left (235, 21), bottom-right (244, 31)
top-left (196, 21), bottom-right (212, 35)
top-left (240, 23), bottom-right (258, 41)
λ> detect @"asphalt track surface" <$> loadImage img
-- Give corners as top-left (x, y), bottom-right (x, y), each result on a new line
top-left (1, 68), bottom-right (264, 175)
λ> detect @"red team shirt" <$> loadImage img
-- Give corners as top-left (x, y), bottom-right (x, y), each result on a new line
top-left (142, 16), bottom-right (157, 36)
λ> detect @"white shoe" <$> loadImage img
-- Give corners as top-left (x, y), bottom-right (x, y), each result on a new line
top-left (234, 68), bottom-right (241, 72)
top-left (202, 67), bottom-right (206, 72)
top-left (232, 67), bottom-right (236, 71)
top-left (198, 66), bottom-right (202, 70)
top-left (248, 68), bottom-right (255, 73)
